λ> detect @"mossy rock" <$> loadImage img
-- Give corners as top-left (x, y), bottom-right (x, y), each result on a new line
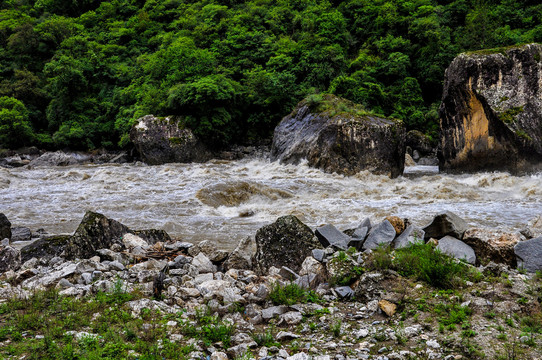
top-left (20, 235), bottom-right (70, 263)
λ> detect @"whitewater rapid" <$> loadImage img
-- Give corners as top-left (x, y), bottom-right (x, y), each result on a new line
top-left (1, 157), bottom-right (541, 250)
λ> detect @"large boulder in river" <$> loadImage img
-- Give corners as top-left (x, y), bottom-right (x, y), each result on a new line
top-left (254, 215), bottom-right (322, 274)
top-left (0, 213), bottom-right (11, 242)
top-left (130, 115), bottom-right (212, 165)
top-left (439, 44), bottom-right (542, 173)
top-left (63, 211), bottom-right (131, 260)
top-left (271, 94), bottom-right (406, 178)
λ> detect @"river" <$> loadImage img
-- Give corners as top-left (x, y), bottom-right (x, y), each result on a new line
top-left (1, 156), bottom-right (541, 250)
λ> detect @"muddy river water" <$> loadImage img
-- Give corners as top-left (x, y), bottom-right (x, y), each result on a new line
top-left (1, 156), bottom-right (541, 250)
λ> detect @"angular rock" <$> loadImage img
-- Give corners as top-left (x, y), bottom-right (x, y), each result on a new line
top-left (436, 236), bottom-right (476, 264)
top-left (378, 299), bottom-right (397, 317)
top-left (276, 331), bottom-right (299, 341)
top-left (64, 211), bottom-right (131, 260)
top-left (327, 251), bottom-right (359, 286)
top-left (334, 286), bottom-right (354, 299)
top-left (10, 227), bottom-right (31, 242)
top-left (393, 225), bottom-right (425, 249)
top-left (299, 256), bottom-right (327, 280)
top-left (363, 220), bottom-right (396, 250)
top-left (271, 94), bottom-right (406, 178)
top-left (294, 274), bottom-right (320, 289)
top-left (122, 233), bottom-right (148, 250)
top-left (0, 245), bottom-right (21, 272)
top-left (192, 253), bottom-right (216, 273)
top-left (280, 311), bottom-right (303, 325)
top-left (514, 237), bottom-right (542, 272)
top-left (20, 235), bottom-right (70, 263)
top-left (352, 226), bottom-right (368, 241)
top-left (133, 229), bottom-right (171, 245)
top-left (0, 213), bottom-right (11, 241)
top-left (462, 228), bottom-right (522, 266)
top-left (440, 44), bottom-right (542, 173)
top-left (312, 249), bottom-right (325, 262)
top-left (223, 236), bottom-right (256, 271)
top-left (29, 151), bottom-right (84, 167)
top-left (315, 224), bottom-right (350, 250)
top-left (190, 240), bottom-right (228, 262)
top-left (130, 115), bottom-right (212, 165)
top-left (254, 215), bottom-right (322, 274)
top-left (261, 305), bottom-right (289, 320)
top-left (521, 215), bottom-right (542, 239)
top-left (422, 211), bottom-right (468, 240)
top-left (279, 266), bottom-right (299, 281)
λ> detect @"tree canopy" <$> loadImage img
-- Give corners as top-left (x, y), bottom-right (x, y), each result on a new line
top-left (1, 0), bottom-right (541, 150)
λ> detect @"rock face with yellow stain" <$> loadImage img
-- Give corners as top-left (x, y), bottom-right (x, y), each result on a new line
top-left (271, 94), bottom-right (406, 178)
top-left (439, 44), bottom-right (542, 173)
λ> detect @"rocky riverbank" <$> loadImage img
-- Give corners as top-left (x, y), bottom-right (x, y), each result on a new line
top-left (0, 211), bottom-right (542, 359)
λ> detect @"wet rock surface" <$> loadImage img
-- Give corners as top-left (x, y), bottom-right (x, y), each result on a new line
top-left (440, 44), bottom-right (542, 173)
top-left (130, 114), bottom-right (212, 165)
top-left (0, 213), bottom-right (11, 242)
top-left (271, 94), bottom-right (406, 178)
top-left (254, 215), bottom-right (322, 274)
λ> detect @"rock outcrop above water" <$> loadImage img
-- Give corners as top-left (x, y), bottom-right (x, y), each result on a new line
top-left (271, 94), bottom-right (406, 178)
top-left (130, 115), bottom-right (212, 165)
top-left (439, 44), bottom-right (542, 173)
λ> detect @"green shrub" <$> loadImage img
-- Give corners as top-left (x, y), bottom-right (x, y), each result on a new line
top-left (268, 282), bottom-right (321, 306)
top-left (393, 243), bottom-right (470, 289)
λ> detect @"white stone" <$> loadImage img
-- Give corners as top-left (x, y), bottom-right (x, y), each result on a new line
top-left (192, 253), bottom-right (216, 273)
top-left (426, 339), bottom-right (440, 349)
top-left (287, 353), bottom-right (310, 360)
top-left (210, 352), bottom-right (228, 360)
top-left (123, 233), bottom-right (148, 250)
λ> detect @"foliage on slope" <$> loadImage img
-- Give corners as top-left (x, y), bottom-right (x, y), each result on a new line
top-left (1, 0), bottom-right (542, 150)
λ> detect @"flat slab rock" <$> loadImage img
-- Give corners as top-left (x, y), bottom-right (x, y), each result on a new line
top-left (436, 236), bottom-right (476, 264)
top-left (514, 236), bottom-right (542, 272)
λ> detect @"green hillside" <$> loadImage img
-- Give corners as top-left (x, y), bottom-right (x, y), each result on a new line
top-left (1, 0), bottom-right (541, 150)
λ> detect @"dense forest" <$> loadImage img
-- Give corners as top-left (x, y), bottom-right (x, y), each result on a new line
top-left (1, 0), bottom-right (542, 150)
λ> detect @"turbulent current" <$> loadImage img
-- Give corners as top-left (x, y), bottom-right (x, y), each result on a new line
top-left (1, 156), bottom-right (541, 250)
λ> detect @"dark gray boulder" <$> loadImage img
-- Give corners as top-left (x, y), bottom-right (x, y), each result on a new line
top-left (422, 211), bottom-right (468, 240)
top-left (0, 245), bottom-right (21, 272)
top-left (11, 227), bottom-right (31, 242)
top-left (0, 213), bottom-right (11, 242)
top-left (20, 235), bottom-right (70, 263)
top-left (315, 224), bottom-right (350, 250)
top-left (436, 236), bottom-right (476, 264)
top-left (130, 115), bottom-right (212, 165)
top-left (271, 94), bottom-right (406, 178)
top-left (363, 220), bottom-right (396, 250)
top-left (64, 211), bottom-right (132, 260)
top-left (440, 44), bottom-right (542, 173)
top-left (254, 215), bottom-right (322, 274)
top-left (393, 225), bottom-right (425, 249)
top-left (514, 237), bottom-right (542, 272)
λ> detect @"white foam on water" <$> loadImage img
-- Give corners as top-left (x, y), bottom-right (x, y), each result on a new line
top-left (1, 158), bottom-right (541, 250)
